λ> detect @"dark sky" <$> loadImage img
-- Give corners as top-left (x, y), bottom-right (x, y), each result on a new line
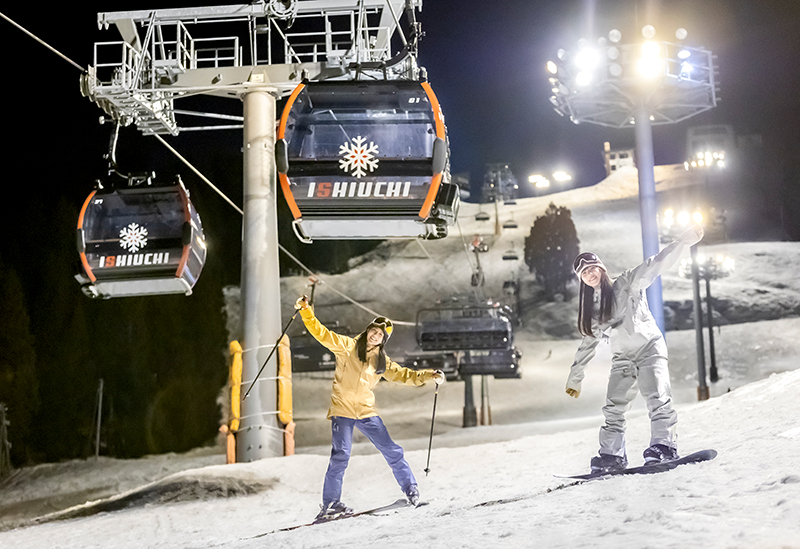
top-left (1, 0), bottom-right (799, 235)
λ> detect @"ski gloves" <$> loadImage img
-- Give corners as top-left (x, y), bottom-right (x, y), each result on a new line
top-left (566, 387), bottom-right (580, 398)
top-left (295, 295), bottom-right (310, 310)
top-left (433, 370), bottom-right (446, 386)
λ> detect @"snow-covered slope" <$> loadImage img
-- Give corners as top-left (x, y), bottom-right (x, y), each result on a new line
top-left (2, 369), bottom-right (799, 548)
top-left (2, 165), bottom-right (799, 548)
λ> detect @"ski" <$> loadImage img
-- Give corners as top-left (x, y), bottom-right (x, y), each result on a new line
top-left (249, 499), bottom-right (427, 537)
top-left (555, 449), bottom-right (718, 481)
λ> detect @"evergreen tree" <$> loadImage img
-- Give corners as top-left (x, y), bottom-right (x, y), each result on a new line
top-left (0, 255), bottom-right (39, 465)
top-left (524, 203), bottom-right (580, 300)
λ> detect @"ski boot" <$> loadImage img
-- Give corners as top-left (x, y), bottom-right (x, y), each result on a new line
top-left (590, 453), bottom-right (628, 474)
top-left (643, 444), bottom-right (679, 464)
top-left (405, 484), bottom-right (420, 507)
top-left (314, 500), bottom-right (353, 522)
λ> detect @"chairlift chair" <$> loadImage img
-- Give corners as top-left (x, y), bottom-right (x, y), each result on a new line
top-left (76, 175), bottom-right (207, 299)
top-left (276, 80), bottom-right (460, 242)
top-left (416, 305), bottom-right (514, 352)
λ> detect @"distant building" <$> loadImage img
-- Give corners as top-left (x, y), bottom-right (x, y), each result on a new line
top-left (603, 141), bottom-right (635, 176)
top-left (685, 124), bottom-right (734, 170)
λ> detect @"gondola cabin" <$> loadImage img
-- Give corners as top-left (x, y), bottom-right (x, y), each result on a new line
top-left (276, 80), bottom-right (459, 242)
top-left (76, 176), bottom-right (207, 299)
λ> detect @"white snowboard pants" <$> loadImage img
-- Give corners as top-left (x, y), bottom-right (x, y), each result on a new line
top-left (599, 355), bottom-right (677, 457)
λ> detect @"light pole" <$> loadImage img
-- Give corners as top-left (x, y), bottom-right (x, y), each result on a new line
top-left (547, 25), bottom-right (719, 332)
top-left (680, 252), bottom-right (734, 388)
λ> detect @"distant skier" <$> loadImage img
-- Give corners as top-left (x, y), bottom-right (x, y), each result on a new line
top-left (295, 295), bottom-right (445, 520)
top-left (566, 224), bottom-right (704, 473)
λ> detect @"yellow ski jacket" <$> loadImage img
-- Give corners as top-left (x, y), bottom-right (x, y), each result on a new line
top-left (300, 307), bottom-right (436, 420)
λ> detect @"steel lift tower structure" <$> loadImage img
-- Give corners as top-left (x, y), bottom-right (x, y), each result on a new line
top-left (82, 0), bottom-right (425, 461)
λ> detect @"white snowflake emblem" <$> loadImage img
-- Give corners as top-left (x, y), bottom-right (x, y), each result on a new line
top-left (119, 223), bottom-right (148, 253)
top-left (339, 135), bottom-right (379, 178)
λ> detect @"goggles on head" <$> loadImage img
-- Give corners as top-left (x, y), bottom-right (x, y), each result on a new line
top-left (573, 252), bottom-right (606, 276)
top-left (371, 316), bottom-right (393, 337)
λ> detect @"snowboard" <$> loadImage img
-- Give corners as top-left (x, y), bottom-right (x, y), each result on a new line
top-left (555, 449), bottom-right (717, 481)
top-left (250, 498), bottom-right (427, 537)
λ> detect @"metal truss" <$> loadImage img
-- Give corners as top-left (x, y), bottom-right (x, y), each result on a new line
top-left (81, 0), bottom-right (421, 135)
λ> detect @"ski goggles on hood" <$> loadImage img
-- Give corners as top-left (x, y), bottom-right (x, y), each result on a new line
top-left (370, 316), bottom-right (393, 338)
top-left (573, 252), bottom-right (607, 276)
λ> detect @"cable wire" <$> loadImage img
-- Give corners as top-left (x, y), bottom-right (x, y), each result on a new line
top-left (0, 11), bottom-right (86, 73)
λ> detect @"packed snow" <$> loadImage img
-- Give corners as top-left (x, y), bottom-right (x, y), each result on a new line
top-left (2, 166), bottom-right (799, 549)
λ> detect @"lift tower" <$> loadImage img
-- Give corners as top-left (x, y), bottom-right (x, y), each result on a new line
top-left (83, 0), bottom-right (424, 461)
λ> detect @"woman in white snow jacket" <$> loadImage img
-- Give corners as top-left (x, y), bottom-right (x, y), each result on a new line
top-left (566, 224), bottom-right (704, 474)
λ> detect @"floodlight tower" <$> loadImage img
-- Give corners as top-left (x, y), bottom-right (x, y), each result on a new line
top-left (547, 25), bottom-right (719, 331)
top-left (84, 0), bottom-right (421, 461)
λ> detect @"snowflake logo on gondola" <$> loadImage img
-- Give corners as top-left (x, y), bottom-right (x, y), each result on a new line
top-left (339, 135), bottom-right (379, 178)
top-left (119, 223), bottom-right (148, 253)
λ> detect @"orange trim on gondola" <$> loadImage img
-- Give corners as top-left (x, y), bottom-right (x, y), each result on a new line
top-left (278, 82), bottom-right (306, 219)
top-left (279, 172), bottom-right (302, 219)
top-left (418, 82), bottom-right (446, 218)
top-left (278, 82), bottom-right (306, 139)
top-left (421, 82), bottom-right (446, 140)
top-left (175, 184), bottom-right (192, 277)
top-left (418, 172), bottom-right (443, 219)
top-left (78, 190), bottom-right (98, 283)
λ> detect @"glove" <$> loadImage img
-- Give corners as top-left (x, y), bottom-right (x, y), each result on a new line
top-left (294, 295), bottom-right (309, 310)
top-left (566, 385), bottom-right (581, 398)
top-left (680, 224), bottom-right (704, 246)
top-left (433, 370), bottom-right (446, 385)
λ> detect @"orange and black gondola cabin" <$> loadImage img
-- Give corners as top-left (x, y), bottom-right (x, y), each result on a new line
top-left (276, 80), bottom-right (459, 242)
top-left (76, 178), bottom-right (207, 299)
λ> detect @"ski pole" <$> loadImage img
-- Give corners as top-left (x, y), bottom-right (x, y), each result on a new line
top-left (243, 309), bottom-right (300, 401)
top-left (423, 382), bottom-right (440, 476)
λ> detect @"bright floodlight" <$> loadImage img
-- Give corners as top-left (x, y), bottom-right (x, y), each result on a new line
top-left (609, 29), bottom-right (622, 43)
top-left (576, 71), bottom-right (592, 87)
top-left (552, 170), bottom-right (572, 182)
top-left (642, 25), bottom-right (656, 39)
top-left (529, 174), bottom-right (550, 188)
top-left (638, 41), bottom-right (663, 78)
top-left (575, 47), bottom-right (600, 70)
top-left (678, 49), bottom-right (692, 59)
top-left (676, 28), bottom-right (688, 40)
top-left (547, 61), bottom-right (558, 74)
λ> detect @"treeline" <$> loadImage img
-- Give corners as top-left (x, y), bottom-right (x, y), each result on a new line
top-left (0, 197), bottom-right (228, 466)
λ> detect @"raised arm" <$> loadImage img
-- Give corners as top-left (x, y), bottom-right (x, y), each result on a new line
top-left (296, 296), bottom-right (352, 354)
top-left (627, 224), bottom-right (704, 291)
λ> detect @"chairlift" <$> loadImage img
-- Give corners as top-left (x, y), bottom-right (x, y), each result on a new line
top-left (76, 174), bottom-right (207, 299)
top-left (475, 210), bottom-right (490, 221)
top-left (276, 80), bottom-right (460, 242)
top-left (502, 218), bottom-right (518, 230)
top-left (416, 305), bottom-right (514, 351)
top-left (459, 347), bottom-right (522, 379)
top-left (502, 249), bottom-right (520, 261)
top-left (502, 241), bottom-right (519, 261)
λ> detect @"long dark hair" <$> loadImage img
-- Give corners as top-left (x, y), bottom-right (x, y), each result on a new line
top-left (577, 271), bottom-right (614, 337)
top-left (355, 328), bottom-right (388, 374)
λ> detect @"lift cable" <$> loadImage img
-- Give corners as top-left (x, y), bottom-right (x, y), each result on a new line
top-left (0, 11), bottom-right (86, 73)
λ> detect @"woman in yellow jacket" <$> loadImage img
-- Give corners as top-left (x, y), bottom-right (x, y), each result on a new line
top-left (295, 296), bottom-right (444, 521)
